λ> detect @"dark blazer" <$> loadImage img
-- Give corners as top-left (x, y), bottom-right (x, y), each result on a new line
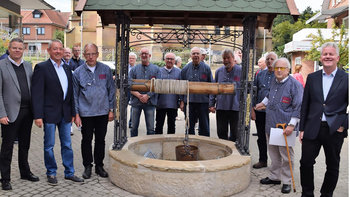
top-left (32, 59), bottom-right (74, 124)
top-left (300, 68), bottom-right (348, 139)
top-left (0, 58), bottom-right (32, 122)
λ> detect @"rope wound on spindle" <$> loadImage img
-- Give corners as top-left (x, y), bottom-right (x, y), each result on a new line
top-left (149, 78), bottom-right (191, 147)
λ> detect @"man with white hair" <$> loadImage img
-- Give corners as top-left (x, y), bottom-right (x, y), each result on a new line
top-left (128, 52), bottom-right (137, 128)
top-left (175, 56), bottom-right (182, 68)
top-left (255, 57), bottom-right (303, 194)
top-left (251, 52), bottom-right (277, 169)
top-left (255, 57), bottom-right (267, 76)
top-left (299, 42), bottom-right (348, 197)
top-left (180, 47), bottom-right (213, 136)
top-left (129, 48), bottom-right (160, 137)
top-left (62, 48), bottom-right (72, 65)
top-left (155, 52), bottom-right (181, 134)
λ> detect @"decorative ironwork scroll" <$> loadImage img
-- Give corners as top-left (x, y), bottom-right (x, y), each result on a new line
top-left (129, 26), bottom-right (243, 48)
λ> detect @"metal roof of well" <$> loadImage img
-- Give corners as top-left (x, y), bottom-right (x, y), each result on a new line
top-left (83, 0), bottom-right (291, 14)
top-left (76, 0), bottom-right (299, 27)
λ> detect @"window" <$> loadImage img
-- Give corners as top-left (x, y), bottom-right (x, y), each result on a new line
top-left (37, 27), bottom-right (45, 35)
top-left (224, 26), bottom-right (230, 35)
top-left (215, 26), bottom-right (220, 35)
top-left (295, 57), bottom-right (301, 65)
top-left (23, 27), bottom-right (30, 35)
top-left (343, 16), bottom-right (348, 28)
top-left (28, 45), bottom-right (37, 51)
top-left (34, 14), bottom-right (41, 18)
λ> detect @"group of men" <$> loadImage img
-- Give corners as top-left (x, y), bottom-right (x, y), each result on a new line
top-left (252, 43), bottom-right (348, 196)
top-left (129, 47), bottom-right (242, 142)
top-left (0, 38), bottom-right (115, 190)
top-left (0, 38), bottom-right (347, 197)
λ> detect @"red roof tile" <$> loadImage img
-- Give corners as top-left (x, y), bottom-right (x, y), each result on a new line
top-left (21, 10), bottom-right (70, 28)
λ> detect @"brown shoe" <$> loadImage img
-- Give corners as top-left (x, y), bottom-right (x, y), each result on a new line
top-left (253, 162), bottom-right (267, 169)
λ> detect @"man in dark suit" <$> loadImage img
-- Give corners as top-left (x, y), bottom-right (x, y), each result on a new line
top-left (0, 38), bottom-right (39, 190)
top-left (299, 42), bottom-right (348, 197)
top-left (32, 39), bottom-right (83, 185)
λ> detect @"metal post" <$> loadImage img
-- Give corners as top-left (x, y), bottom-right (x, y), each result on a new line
top-left (113, 11), bottom-right (130, 150)
top-left (236, 15), bottom-right (257, 155)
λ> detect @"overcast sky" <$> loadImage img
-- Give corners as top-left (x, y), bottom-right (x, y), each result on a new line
top-left (44, 0), bottom-right (323, 13)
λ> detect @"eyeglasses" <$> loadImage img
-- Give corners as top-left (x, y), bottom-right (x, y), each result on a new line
top-left (274, 67), bottom-right (288, 71)
top-left (84, 53), bottom-right (98, 57)
top-left (166, 58), bottom-right (174, 61)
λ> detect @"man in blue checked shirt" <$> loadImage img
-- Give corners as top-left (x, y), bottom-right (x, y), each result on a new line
top-left (73, 43), bottom-right (115, 180)
top-left (155, 52), bottom-right (181, 134)
top-left (251, 52), bottom-right (277, 169)
top-left (255, 58), bottom-right (303, 194)
top-left (180, 47), bottom-right (213, 137)
top-left (129, 47), bottom-right (160, 137)
top-left (209, 48), bottom-right (241, 141)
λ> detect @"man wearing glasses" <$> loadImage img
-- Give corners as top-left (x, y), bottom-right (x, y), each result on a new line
top-left (70, 45), bottom-right (85, 71)
top-left (155, 52), bottom-right (181, 134)
top-left (251, 52), bottom-right (277, 169)
top-left (73, 43), bottom-right (115, 179)
top-left (129, 47), bottom-right (160, 137)
top-left (255, 58), bottom-right (303, 194)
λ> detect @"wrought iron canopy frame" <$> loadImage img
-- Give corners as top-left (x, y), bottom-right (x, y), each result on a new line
top-left (112, 10), bottom-right (256, 156)
top-left (129, 26), bottom-right (243, 48)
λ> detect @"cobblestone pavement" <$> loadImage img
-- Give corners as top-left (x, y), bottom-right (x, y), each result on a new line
top-left (1, 108), bottom-right (348, 197)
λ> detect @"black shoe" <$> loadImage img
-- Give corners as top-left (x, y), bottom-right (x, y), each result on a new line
top-left (281, 184), bottom-right (291, 193)
top-left (82, 166), bottom-right (92, 179)
top-left (260, 177), bottom-right (281, 185)
top-left (1, 180), bottom-right (12, 190)
top-left (47, 175), bottom-right (58, 186)
top-left (65, 175), bottom-right (84, 182)
top-left (253, 162), bottom-right (267, 169)
top-left (95, 166), bottom-right (108, 178)
top-left (21, 172), bottom-right (40, 182)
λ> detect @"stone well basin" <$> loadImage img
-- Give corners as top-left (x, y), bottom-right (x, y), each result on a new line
top-left (109, 134), bottom-right (251, 197)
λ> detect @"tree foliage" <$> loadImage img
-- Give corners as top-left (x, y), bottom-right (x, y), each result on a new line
top-left (305, 24), bottom-right (349, 69)
top-left (272, 7), bottom-right (327, 57)
top-left (53, 30), bottom-right (64, 43)
top-left (0, 30), bottom-right (19, 54)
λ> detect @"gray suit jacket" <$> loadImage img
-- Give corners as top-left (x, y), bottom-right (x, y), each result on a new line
top-left (0, 58), bottom-right (32, 122)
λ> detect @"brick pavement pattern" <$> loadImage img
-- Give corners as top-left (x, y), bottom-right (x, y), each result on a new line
top-left (1, 108), bottom-right (348, 196)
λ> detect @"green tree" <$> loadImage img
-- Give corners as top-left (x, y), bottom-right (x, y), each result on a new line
top-left (305, 24), bottom-right (349, 69)
top-left (272, 7), bottom-right (327, 57)
top-left (53, 30), bottom-right (64, 43)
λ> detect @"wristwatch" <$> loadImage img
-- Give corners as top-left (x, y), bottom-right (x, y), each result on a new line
top-left (288, 123), bottom-right (295, 127)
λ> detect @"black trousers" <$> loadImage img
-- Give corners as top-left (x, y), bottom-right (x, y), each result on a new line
top-left (0, 108), bottom-right (33, 181)
top-left (216, 110), bottom-right (239, 141)
top-left (81, 115), bottom-right (108, 167)
top-left (300, 122), bottom-right (344, 197)
top-left (155, 108), bottom-right (177, 134)
top-left (184, 103), bottom-right (210, 136)
top-left (255, 111), bottom-right (268, 163)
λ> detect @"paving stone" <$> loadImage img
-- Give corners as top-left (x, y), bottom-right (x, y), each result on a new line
top-left (1, 107), bottom-right (347, 196)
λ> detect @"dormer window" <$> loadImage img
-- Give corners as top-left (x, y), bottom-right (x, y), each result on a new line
top-left (32, 10), bottom-right (42, 18)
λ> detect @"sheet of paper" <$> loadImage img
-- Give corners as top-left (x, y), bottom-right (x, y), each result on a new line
top-left (269, 128), bottom-right (297, 147)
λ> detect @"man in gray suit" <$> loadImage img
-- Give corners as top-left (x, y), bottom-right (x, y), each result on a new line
top-left (0, 38), bottom-right (39, 190)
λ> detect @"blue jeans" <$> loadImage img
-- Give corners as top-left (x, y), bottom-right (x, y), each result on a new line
top-left (44, 118), bottom-right (75, 177)
top-left (131, 105), bottom-right (155, 137)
